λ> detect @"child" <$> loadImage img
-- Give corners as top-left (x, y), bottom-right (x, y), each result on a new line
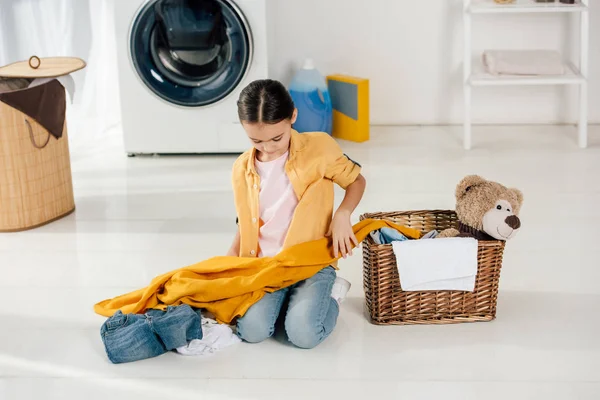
top-left (227, 79), bottom-right (366, 349)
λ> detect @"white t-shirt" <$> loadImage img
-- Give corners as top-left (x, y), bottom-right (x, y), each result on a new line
top-left (255, 151), bottom-right (299, 257)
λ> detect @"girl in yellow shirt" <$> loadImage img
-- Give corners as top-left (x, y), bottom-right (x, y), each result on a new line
top-left (227, 79), bottom-right (366, 349)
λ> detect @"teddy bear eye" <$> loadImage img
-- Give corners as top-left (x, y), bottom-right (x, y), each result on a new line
top-left (496, 205), bottom-right (502, 210)
top-left (507, 209), bottom-right (511, 212)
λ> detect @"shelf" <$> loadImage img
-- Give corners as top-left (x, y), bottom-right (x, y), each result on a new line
top-left (463, 0), bottom-right (589, 149)
top-left (469, 62), bottom-right (585, 86)
top-left (469, 0), bottom-right (587, 14)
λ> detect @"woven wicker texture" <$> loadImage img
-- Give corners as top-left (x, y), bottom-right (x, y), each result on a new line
top-left (0, 95), bottom-right (74, 232)
top-left (360, 210), bottom-right (505, 325)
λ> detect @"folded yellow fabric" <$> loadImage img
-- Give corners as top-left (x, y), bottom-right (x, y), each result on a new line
top-left (94, 218), bottom-right (420, 324)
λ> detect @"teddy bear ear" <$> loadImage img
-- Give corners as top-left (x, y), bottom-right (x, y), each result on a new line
top-left (511, 188), bottom-right (524, 205)
top-left (455, 175), bottom-right (486, 200)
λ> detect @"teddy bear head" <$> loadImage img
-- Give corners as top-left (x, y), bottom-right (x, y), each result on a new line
top-left (455, 175), bottom-right (523, 241)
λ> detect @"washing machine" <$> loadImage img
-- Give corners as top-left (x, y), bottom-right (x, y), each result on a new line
top-left (114, 0), bottom-right (267, 155)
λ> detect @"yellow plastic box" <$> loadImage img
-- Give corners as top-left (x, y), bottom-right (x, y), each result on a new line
top-left (326, 74), bottom-right (369, 143)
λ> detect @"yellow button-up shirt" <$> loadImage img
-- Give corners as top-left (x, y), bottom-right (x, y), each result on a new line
top-left (232, 130), bottom-right (362, 259)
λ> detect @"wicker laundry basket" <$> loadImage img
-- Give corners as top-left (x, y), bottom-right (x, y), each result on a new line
top-left (360, 210), bottom-right (505, 325)
top-left (0, 56), bottom-right (85, 232)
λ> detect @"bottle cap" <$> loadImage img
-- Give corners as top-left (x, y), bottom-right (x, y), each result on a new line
top-left (302, 58), bottom-right (315, 70)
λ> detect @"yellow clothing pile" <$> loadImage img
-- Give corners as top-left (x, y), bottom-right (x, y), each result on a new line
top-left (94, 219), bottom-right (420, 324)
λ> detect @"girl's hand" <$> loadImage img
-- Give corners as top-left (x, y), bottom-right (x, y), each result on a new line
top-left (327, 210), bottom-right (359, 259)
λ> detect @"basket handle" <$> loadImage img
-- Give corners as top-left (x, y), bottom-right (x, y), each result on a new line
top-left (29, 55), bottom-right (41, 69)
top-left (25, 118), bottom-right (51, 149)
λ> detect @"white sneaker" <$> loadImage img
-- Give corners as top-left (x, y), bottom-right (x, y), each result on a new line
top-left (331, 277), bottom-right (351, 305)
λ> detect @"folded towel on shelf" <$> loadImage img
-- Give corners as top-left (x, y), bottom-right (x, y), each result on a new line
top-left (482, 50), bottom-right (565, 76)
top-left (392, 237), bottom-right (478, 291)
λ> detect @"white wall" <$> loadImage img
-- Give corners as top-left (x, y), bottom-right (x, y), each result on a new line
top-left (2, 0), bottom-right (597, 127)
top-left (266, 0), bottom-right (600, 125)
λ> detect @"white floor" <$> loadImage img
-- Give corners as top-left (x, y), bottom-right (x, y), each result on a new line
top-left (1, 125), bottom-right (600, 400)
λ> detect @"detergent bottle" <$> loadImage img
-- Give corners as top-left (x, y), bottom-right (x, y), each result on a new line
top-left (288, 59), bottom-right (332, 135)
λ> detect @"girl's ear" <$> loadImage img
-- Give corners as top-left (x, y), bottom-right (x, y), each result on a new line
top-left (291, 108), bottom-right (298, 124)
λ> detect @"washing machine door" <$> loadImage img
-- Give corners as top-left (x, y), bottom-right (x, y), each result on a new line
top-left (130, 0), bottom-right (252, 107)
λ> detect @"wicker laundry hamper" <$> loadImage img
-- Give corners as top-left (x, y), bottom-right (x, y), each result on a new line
top-left (0, 56), bottom-right (85, 232)
top-left (360, 210), bottom-right (505, 325)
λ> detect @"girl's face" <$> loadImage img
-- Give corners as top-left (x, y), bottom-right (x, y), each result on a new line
top-left (243, 109), bottom-right (297, 162)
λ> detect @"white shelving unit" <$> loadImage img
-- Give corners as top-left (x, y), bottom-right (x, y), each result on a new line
top-left (463, 0), bottom-right (589, 149)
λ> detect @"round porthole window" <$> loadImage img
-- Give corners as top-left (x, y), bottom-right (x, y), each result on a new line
top-left (130, 0), bottom-right (252, 107)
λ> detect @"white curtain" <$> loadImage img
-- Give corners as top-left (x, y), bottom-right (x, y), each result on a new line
top-left (0, 0), bottom-right (121, 150)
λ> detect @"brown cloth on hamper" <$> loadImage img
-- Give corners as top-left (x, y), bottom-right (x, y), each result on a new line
top-left (0, 79), bottom-right (66, 139)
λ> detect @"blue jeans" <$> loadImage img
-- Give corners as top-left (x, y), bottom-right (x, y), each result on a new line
top-left (237, 266), bottom-right (339, 349)
top-left (100, 304), bottom-right (202, 364)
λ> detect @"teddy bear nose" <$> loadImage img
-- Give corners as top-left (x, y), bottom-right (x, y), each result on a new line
top-left (505, 215), bottom-right (521, 230)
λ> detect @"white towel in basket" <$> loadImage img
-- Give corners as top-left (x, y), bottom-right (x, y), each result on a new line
top-left (392, 237), bottom-right (478, 291)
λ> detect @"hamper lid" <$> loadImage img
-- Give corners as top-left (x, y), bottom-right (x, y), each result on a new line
top-left (0, 56), bottom-right (86, 78)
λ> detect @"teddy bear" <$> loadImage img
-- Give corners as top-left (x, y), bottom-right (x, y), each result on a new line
top-left (437, 175), bottom-right (523, 241)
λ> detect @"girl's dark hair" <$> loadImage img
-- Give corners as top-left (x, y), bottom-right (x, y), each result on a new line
top-left (237, 79), bottom-right (295, 124)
